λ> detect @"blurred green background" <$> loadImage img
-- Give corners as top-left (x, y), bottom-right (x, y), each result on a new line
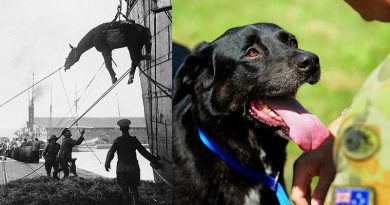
top-left (173, 0), bottom-right (390, 193)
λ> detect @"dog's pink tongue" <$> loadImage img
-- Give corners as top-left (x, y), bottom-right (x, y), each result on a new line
top-left (266, 96), bottom-right (329, 151)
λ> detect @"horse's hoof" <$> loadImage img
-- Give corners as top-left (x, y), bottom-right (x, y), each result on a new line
top-left (128, 75), bottom-right (134, 84)
top-left (111, 77), bottom-right (118, 84)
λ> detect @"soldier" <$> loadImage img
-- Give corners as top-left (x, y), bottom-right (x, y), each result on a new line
top-left (42, 134), bottom-right (60, 177)
top-left (21, 138), bottom-right (28, 147)
top-left (32, 138), bottom-right (40, 163)
top-left (292, 1), bottom-right (390, 205)
top-left (53, 128), bottom-right (85, 179)
top-left (105, 119), bottom-right (161, 205)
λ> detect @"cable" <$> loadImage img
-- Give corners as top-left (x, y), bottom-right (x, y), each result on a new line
top-left (68, 66), bottom-right (132, 128)
top-left (59, 71), bottom-right (77, 125)
top-left (138, 68), bottom-right (172, 98)
top-left (58, 71), bottom-right (102, 164)
top-left (77, 62), bottom-right (105, 103)
top-left (19, 163), bottom-right (45, 180)
top-left (54, 66), bottom-right (133, 164)
top-left (25, 163), bottom-right (41, 177)
top-left (0, 66), bottom-right (64, 109)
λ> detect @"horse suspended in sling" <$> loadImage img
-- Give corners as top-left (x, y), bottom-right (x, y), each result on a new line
top-left (64, 21), bottom-right (152, 84)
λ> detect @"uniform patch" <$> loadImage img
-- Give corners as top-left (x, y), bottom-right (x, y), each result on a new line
top-left (341, 125), bottom-right (379, 160)
top-left (334, 187), bottom-right (372, 205)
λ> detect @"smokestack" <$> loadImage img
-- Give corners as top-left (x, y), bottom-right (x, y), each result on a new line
top-left (28, 74), bottom-right (35, 132)
top-left (28, 101), bottom-right (34, 131)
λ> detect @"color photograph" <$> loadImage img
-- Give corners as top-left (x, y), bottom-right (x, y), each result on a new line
top-left (173, 0), bottom-right (390, 204)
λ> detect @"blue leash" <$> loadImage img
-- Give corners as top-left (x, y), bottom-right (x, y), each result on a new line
top-left (197, 128), bottom-right (291, 205)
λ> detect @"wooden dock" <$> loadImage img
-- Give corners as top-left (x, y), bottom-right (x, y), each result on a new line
top-left (0, 158), bottom-right (102, 185)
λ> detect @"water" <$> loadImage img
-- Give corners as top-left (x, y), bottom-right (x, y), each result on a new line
top-left (72, 149), bottom-right (154, 180)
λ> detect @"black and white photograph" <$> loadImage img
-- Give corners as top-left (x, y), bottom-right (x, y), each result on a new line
top-left (0, 0), bottom-right (172, 204)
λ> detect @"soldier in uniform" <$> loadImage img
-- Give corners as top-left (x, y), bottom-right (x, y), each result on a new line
top-left (32, 138), bottom-right (40, 163)
top-left (53, 128), bottom-right (85, 179)
top-left (43, 134), bottom-right (60, 177)
top-left (292, 1), bottom-right (390, 205)
top-left (105, 119), bottom-right (161, 205)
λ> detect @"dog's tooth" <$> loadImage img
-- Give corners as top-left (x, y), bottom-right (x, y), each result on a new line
top-left (263, 104), bottom-right (271, 112)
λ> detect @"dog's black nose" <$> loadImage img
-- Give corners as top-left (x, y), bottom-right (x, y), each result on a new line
top-left (295, 53), bottom-right (320, 75)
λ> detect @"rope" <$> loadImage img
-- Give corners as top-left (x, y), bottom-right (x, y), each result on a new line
top-left (77, 62), bottom-right (105, 103)
top-left (139, 68), bottom-right (172, 98)
top-left (164, 11), bottom-right (172, 22)
top-left (77, 63), bottom-right (105, 114)
top-left (0, 66), bottom-right (64, 109)
top-left (5, 64), bottom-right (105, 180)
top-left (69, 67), bottom-right (132, 128)
top-left (25, 163), bottom-right (41, 177)
top-left (19, 163), bottom-right (45, 180)
top-left (58, 71), bottom-right (102, 164)
top-left (51, 61), bottom-right (104, 129)
top-left (59, 71), bottom-right (77, 126)
top-left (58, 67), bottom-right (134, 164)
top-left (128, 0), bottom-right (140, 14)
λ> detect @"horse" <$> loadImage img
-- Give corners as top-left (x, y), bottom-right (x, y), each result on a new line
top-left (64, 21), bottom-right (152, 84)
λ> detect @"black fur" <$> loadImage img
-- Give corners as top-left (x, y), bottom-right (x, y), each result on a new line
top-left (173, 23), bottom-right (320, 205)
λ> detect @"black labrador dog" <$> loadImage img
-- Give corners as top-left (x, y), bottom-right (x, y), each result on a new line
top-left (173, 23), bottom-right (329, 205)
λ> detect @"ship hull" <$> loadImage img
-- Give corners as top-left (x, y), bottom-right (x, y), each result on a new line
top-left (128, 1), bottom-right (172, 185)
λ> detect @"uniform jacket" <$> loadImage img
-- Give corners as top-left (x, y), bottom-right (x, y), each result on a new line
top-left (105, 134), bottom-right (157, 173)
top-left (43, 141), bottom-right (60, 161)
top-left (57, 136), bottom-right (84, 161)
top-left (32, 141), bottom-right (40, 151)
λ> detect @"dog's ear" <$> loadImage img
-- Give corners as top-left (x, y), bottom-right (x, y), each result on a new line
top-left (173, 41), bottom-right (214, 104)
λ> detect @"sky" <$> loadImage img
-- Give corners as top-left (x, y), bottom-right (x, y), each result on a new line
top-left (0, 0), bottom-right (145, 132)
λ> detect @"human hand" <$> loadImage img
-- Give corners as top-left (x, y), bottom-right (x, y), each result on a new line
top-left (291, 136), bottom-right (336, 205)
top-left (80, 129), bottom-right (85, 136)
top-left (105, 163), bottom-right (110, 172)
top-left (150, 156), bottom-right (162, 169)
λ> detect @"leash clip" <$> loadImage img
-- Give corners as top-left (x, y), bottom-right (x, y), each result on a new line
top-left (271, 171), bottom-right (280, 191)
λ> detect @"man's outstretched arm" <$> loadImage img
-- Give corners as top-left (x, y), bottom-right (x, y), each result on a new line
top-left (291, 135), bottom-right (336, 205)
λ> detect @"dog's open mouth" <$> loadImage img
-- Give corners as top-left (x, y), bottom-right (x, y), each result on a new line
top-left (248, 93), bottom-right (329, 152)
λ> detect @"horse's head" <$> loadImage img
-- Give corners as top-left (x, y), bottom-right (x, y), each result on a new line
top-left (64, 44), bottom-right (80, 71)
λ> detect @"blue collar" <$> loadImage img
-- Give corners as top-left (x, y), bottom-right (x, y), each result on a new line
top-left (197, 127), bottom-right (291, 205)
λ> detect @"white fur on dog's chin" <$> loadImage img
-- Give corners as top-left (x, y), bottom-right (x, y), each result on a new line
top-left (244, 187), bottom-right (261, 205)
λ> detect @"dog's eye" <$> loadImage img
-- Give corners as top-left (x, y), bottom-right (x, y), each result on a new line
top-left (245, 48), bottom-right (259, 58)
top-left (288, 40), bottom-right (297, 48)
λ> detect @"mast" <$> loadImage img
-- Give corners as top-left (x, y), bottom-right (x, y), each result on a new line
top-left (50, 82), bottom-right (52, 135)
top-left (74, 81), bottom-right (78, 117)
top-left (116, 92), bottom-right (121, 117)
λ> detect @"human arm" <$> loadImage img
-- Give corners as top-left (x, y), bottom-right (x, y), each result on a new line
top-left (42, 144), bottom-right (49, 157)
top-left (71, 129), bottom-right (85, 146)
top-left (77, 129), bottom-right (85, 144)
top-left (290, 115), bottom-right (345, 205)
top-left (291, 135), bottom-right (335, 205)
top-left (135, 138), bottom-right (161, 167)
top-left (105, 139), bottom-right (117, 172)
